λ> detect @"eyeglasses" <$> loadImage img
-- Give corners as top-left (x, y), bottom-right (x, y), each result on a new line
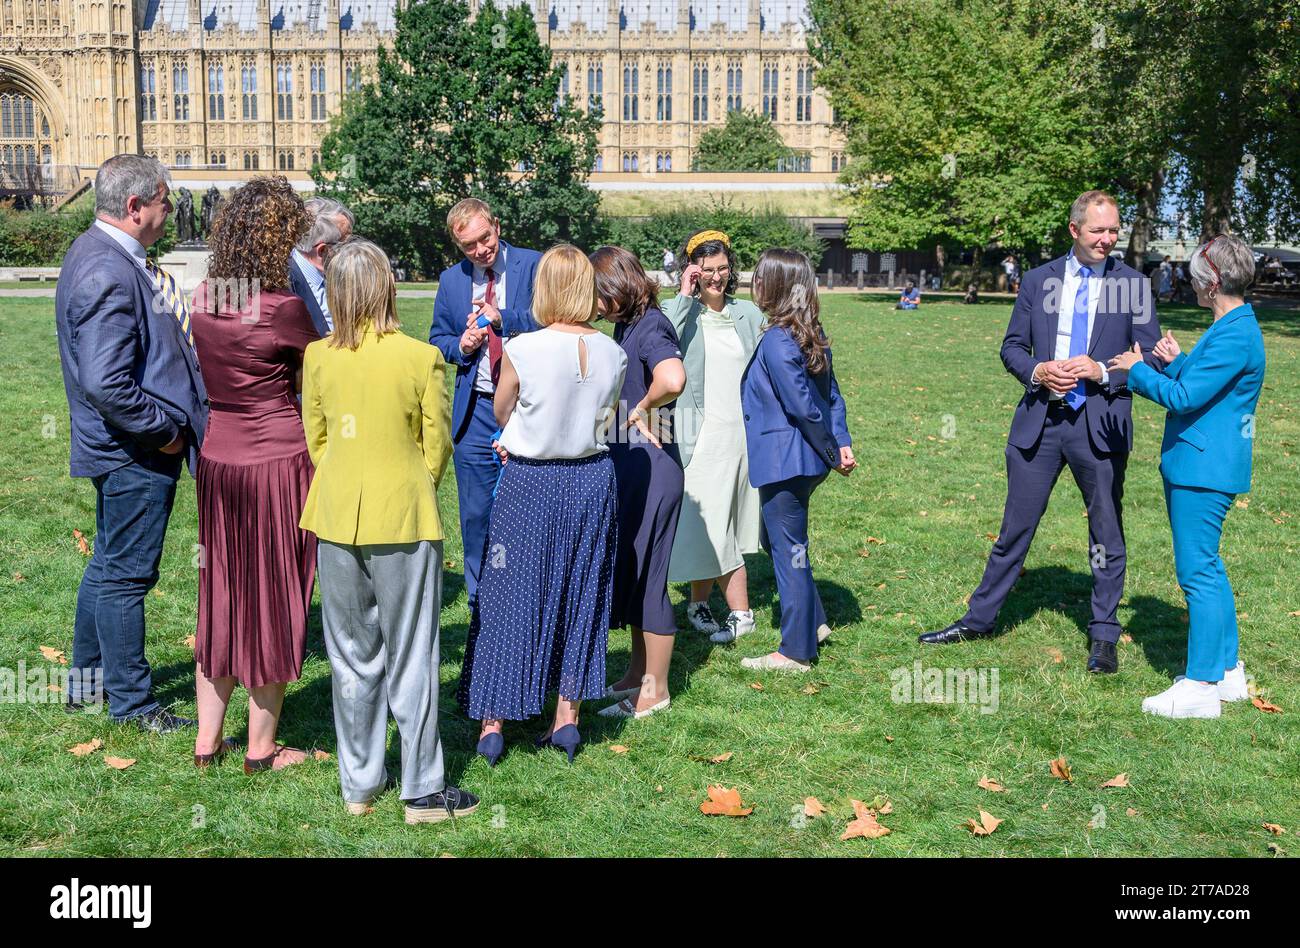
top-left (700, 266), bottom-right (731, 279)
top-left (1199, 235), bottom-right (1222, 287)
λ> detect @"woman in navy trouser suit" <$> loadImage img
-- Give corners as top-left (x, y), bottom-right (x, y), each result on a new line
top-left (739, 249), bottom-right (856, 671)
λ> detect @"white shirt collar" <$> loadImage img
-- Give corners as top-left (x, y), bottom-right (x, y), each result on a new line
top-left (1067, 252), bottom-right (1108, 278)
top-left (94, 219), bottom-right (148, 269)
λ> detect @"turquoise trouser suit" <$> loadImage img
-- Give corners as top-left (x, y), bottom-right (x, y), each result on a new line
top-left (1127, 303), bottom-right (1265, 682)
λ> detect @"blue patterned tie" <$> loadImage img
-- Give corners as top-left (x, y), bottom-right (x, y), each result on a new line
top-left (1066, 264), bottom-right (1092, 410)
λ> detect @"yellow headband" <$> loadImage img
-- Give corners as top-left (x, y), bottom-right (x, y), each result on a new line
top-left (686, 230), bottom-right (731, 258)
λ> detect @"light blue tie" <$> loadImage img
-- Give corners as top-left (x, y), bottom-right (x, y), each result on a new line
top-left (1066, 264), bottom-right (1093, 410)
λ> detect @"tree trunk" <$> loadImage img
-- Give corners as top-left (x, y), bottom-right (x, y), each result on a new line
top-left (935, 244), bottom-right (946, 282)
top-left (1200, 173), bottom-right (1236, 242)
top-left (1124, 168), bottom-right (1165, 269)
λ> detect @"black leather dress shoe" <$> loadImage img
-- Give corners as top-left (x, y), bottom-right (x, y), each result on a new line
top-left (1086, 639), bottom-right (1119, 674)
top-left (918, 621), bottom-right (995, 645)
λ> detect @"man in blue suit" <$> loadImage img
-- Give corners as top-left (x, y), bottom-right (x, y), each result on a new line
top-left (288, 197), bottom-right (353, 337)
top-left (428, 199), bottom-right (541, 607)
top-left (55, 155), bottom-right (209, 731)
top-left (919, 191), bottom-right (1164, 673)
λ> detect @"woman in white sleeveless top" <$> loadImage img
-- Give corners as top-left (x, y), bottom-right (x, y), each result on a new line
top-left (457, 244), bottom-right (627, 766)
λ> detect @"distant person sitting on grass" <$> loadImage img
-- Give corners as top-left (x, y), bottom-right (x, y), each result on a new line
top-left (963, 283), bottom-right (980, 304)
top-left (896, 281), bottom-right (920, 310)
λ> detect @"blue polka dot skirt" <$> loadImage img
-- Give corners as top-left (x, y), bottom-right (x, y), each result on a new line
top-left (457, 452), bottom-right (618, 721)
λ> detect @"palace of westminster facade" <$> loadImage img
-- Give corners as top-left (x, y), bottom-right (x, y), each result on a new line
top-left (0, 0), bottom-right (846, 198)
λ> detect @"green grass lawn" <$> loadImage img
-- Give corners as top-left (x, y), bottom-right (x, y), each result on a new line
top-left (1, 293), bottom-right (1297, 857)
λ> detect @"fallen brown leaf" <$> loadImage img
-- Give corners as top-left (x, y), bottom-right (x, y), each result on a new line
top-left (68, 738), bottom-right (103, 757)
top-left (1236, 498), bottom-right (1249, 509)
top-left (750, 682), bottom-right (764, 691)
top-left (864, 536), bottom-right (884, 545)
top-left (1126, 808), bottom-right (1138, 817)
top-left (1252, 696), bottom-right (1283, 714)
top-left (841, 800), bottom-right (891, 840)
top-left (709, 751), bottom-right (733, 764)
top-left (1120, 633), bottom-right (1133, 644)
top-left (39, 645), bottom-right (67, 665)
top-left (966, 810), bottom-right (1002, 836)
top-left (1263, 822), bottom-right (1286, 836)
top-left (184, 634), bottom-right (196, 649)
top-left (1100, 773), bottom-right (1130, 789)
top-left (978, 776), bottom-right (1006, 793)
top-left (103, 755), bottom-right (136, 770)
top-left (312, 749), bottom-right (332, 761)
top-left (1049, 757), bottom-right (1073, 782)
top-left (655, 785), bottom-right (663, 793)
top-left (699, 785), bottom-right (752, 817)
top-left (801, 683), bottom-right (820, 695)
top-left (803, 797), bottom-right (827, 818)
top-left (884, 735), bottom-right (894, 743)
top-left (73, 529), bottom-right (92, 556)
top-left (609, 745), bottom-right (629, 754)
top-left (12, 572), bottom-right (25, 582)
top-left (1046, 647), bottom-right (1064, 664)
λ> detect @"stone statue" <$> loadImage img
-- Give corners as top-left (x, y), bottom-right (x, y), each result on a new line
top-left (174, 188), bottom-right (196, 244)
top-left (199, 186), bottom-right (223, 241)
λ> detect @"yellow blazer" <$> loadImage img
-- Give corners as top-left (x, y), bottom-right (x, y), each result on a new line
top-left (299, 328), bottom-right (452, 545)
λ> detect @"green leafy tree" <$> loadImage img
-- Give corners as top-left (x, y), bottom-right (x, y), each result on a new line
top-left (692, 109), bottom-right (800, 172)
top-left (603, 199), bottom-right (825, 273)
top-left (809, 0), bottom-right (1107, 269)
top-left (312, 0), bottom-right (601, 275)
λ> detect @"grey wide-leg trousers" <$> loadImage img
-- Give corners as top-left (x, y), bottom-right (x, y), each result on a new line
top-left (318, 539), bottom-right (446, 804)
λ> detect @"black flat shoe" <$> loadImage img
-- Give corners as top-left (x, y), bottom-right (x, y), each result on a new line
top-left (1087, 639), bottom-right (1118, 674)
top-left (917, 621), bottom-right (994, 645)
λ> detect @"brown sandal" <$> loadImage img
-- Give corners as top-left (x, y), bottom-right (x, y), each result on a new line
top-left (194, 737), bottom-right (240, 769)
top-left (243, 744), bottom-right (314, 775)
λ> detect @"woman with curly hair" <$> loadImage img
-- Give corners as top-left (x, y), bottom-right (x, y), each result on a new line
top-left (739, 249), bottom-right (855, 671)
top-left (190, 176), bottom-right (322, 773)
top-left (662, 229), bottom-right (764, 645)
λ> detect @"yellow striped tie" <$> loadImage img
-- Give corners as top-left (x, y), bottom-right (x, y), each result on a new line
top-left (145, 259), bottom-right (194, 349)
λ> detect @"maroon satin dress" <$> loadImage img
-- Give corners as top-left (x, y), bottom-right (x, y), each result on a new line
top-left (191, 282), bottom-right (320, 688)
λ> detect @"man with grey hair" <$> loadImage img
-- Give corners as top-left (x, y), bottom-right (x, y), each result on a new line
top-left (55, 154), bottom-right (209, 733)
top-left (289, 196), bottom-right (354, 336)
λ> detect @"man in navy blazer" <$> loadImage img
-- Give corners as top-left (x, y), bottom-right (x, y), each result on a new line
top-left (55, 155), bottom-right (209, 731)
top-left (919, 191), bottom-right (1163, 673)
top-left (427, 199), bottom-right (541, 607)
top-left (288, 197), bottom-right (354, 337)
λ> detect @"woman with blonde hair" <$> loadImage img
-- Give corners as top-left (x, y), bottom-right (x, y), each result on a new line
top-left (300, 237), bottom-right (479, 823)
top-left (190, 176), bottom-right (319, 773)
top-left (457, 244), bottom-right (628, 764)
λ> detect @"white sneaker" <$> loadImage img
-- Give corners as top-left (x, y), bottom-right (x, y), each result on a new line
top-left (1218, 662), bottom-right (1250, 702)
top-left (817, 623), bottom-right (832, 644)
top-left (1141, 678), bottom-right (1221, 719)
top-left (740, 652), bottom-right (810, 673)
top-left (601, 682), bottom-right (640, 701)
top-left (687, 601), bottom-right (721, 635)
top-left (597, 696), bottom-right (671, 719)
top-left (711, 609), bottom-right (755, 644)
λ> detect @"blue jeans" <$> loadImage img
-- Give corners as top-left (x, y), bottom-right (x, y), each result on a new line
top-left (71, 458), bottom-right (179, 720)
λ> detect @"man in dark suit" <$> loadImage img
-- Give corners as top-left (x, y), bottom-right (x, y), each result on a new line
top-left (427, 198), bottom-right (541, 608)
top-left (55, 155), bottom-right (209, 731)
top-left (919, 190), bottom-right (1163, 672)
top-left (289, 197), bottom-right (354, 337)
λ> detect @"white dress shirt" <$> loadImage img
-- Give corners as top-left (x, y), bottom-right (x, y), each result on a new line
top-left (291, 248), bottom-right (331, 331)
top-left (1038, 252), bottom-right (1110, 399)
top-left (471, 245), bottom-right (508, 394)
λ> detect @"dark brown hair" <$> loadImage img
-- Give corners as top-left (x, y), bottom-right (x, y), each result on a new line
top-left (207, 176), bottom-right (309, 292)
top-left (753, 248), bottom-right (830, 375)
top-left (681, 230), bottom-right (739, 297)
top-left (589, 245), bottom-right (661, 323)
